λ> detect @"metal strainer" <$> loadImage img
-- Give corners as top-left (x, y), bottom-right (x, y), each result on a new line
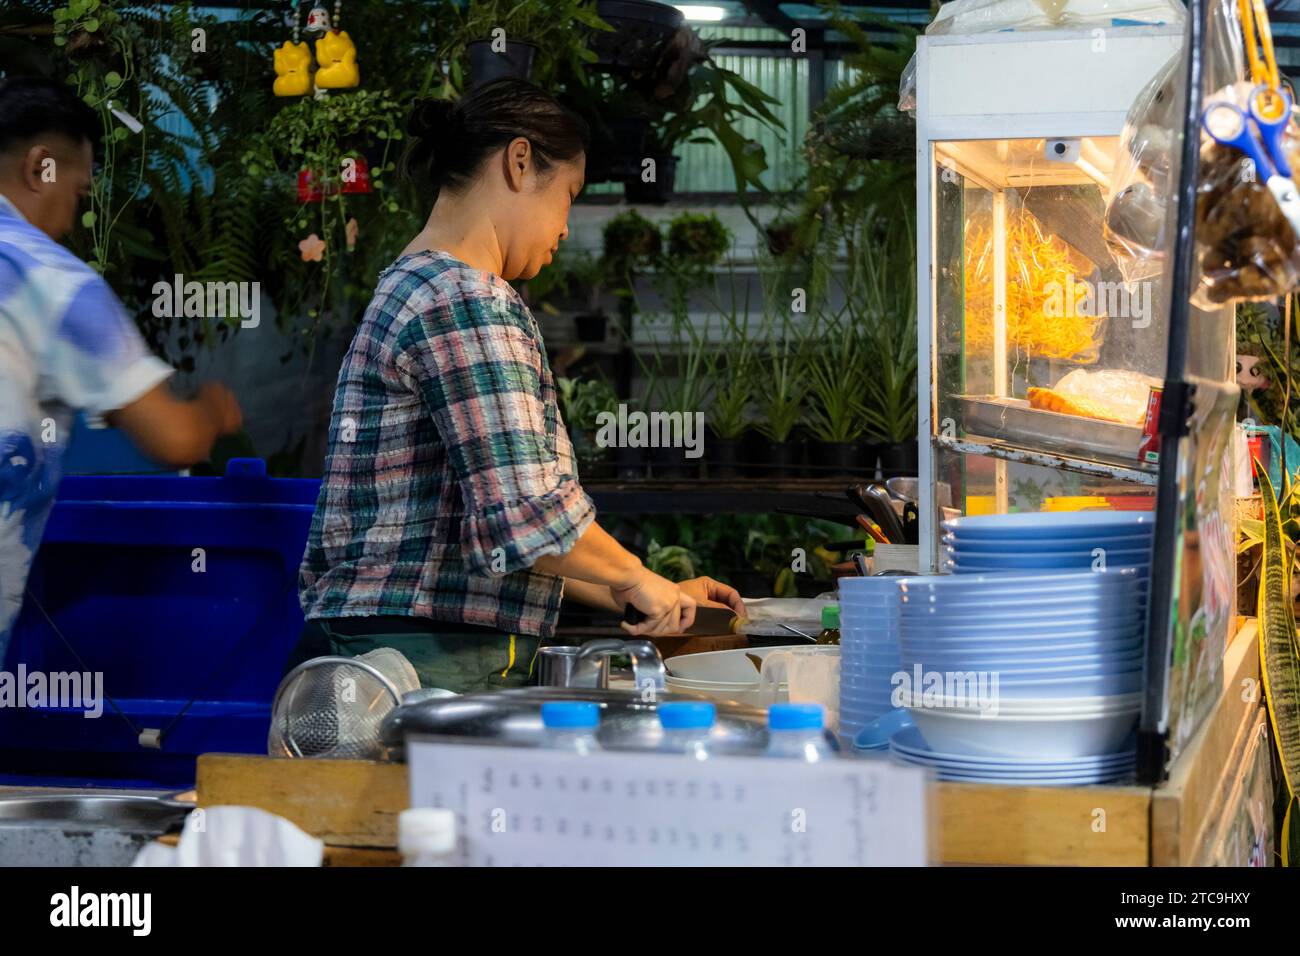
top-left (268, 649), bottom-right (421, 759)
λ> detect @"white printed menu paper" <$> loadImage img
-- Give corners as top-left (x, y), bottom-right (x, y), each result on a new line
top-left (407, 738), bottom-right (929, 866)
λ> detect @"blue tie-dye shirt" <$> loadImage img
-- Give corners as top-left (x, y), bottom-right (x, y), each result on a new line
top-left (0, 194), bottom-right (172, 657)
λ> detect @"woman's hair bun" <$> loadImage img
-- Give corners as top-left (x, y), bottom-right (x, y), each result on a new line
top-left (408, 97), bottom-right (459, 143)
top-left (402, 98), bottom-right (462, 193)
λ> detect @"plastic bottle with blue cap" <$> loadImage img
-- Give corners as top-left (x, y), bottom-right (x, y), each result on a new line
top-left (765, 703), bottom-right (834, 762)
top-left (657, 701), bottom-right (716, 760)
top-left (540, 701), bottom-right (601, 755)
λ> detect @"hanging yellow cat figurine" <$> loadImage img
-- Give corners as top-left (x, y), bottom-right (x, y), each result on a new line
top-left (272, 41), bottom-right (313, 97)
top-left (314, 30), bottom-right (359, 90)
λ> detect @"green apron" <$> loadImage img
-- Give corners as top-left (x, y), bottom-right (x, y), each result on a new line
top-left (309, 621), bottom-right (541, 694)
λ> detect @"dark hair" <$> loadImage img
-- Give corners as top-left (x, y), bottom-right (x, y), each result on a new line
top-left (0, 75), bottom-right (102, 156)
top-left (402, 79), bottom-right (589, 198)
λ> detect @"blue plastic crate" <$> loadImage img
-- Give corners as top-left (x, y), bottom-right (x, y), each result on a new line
top-left (0, 458), bottom-right (320, 787)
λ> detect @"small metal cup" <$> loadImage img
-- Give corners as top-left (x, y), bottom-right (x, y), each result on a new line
top-left (535, 646), bottom-right (608, 689)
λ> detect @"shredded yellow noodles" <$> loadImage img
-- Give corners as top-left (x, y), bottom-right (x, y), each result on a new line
top-left (963, 209), bottom-right (1106, 364)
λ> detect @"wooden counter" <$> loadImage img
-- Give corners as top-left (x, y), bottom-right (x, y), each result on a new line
top-left (193, 619), bottom-right (1266, 866)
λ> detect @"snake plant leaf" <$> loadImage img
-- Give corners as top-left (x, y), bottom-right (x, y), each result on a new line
top-left (1254, 462), bottom-right (1300, 822)
top-left (1287, 793), bottom-right (1300, 867)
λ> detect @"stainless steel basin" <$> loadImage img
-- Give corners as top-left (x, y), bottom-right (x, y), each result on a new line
top-left (0, 795), bottom-right (191, 832)
top-left (382, 686), bottom-right (839, 756)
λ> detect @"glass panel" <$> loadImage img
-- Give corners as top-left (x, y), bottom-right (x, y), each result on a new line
top-left (933, 135), bottom-right (1173, 476)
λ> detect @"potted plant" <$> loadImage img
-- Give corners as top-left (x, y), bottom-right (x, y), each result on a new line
top-left (804, 305), bottom-right (869, 477)
top-left (753, 312), bottom-right (807, 478)
top-left (638, 318), bottom-right (710, 479)
top-left (602, 209), bottom-right (661, 338)
top-left (526, 250), bottom-right (610, 343)
top-left (588, 0), bottom-right (684, 73)
top-left (853, 223), bottom-right (918, 477)
top-left (557, 374), bottom-right (621, 480)
top-left (448, 0), bottom-right (613, 91)
top-left (637, 30), bottom-right (782, 202)
top-left (241, 89), bottom-right (406, 328)
top-left (702, 262), bottom-right (754, 478)
top-left (568, 252), bottom-right (611, 343)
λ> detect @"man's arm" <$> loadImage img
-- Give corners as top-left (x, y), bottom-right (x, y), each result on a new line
top-left (107, 381), bottom-right (242, 467)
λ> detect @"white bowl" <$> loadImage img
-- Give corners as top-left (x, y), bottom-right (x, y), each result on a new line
top-left (908, 706), bottom-right (1139, 758)
top-left (664, 675), bottom-right (786, 708)
top-left (901, 689), bottom-right (1141, 715)
top-left (665, 645), bottom-right (812, 682)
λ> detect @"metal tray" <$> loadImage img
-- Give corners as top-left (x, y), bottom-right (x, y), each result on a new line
top-left (958, 395), bottom-right (1148, 466)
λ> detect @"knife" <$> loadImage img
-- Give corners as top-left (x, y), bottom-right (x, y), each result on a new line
top-left (622, 602), bottom-right (741, 636)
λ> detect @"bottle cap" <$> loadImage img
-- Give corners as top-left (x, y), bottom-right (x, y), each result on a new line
top-left (821, 604), bottom-right (840, 629)
top-left (658, 701), bottom-right (716, 730)
top-left (541, 701), bottom-right (601, 729)
top-left (768, 702), bottom-right (825, 732)
top-left (399, 807), bottom-right (457, 856)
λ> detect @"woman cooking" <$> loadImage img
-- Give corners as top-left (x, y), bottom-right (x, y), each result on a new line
top-left (292, 79), bottom-right (744, 693)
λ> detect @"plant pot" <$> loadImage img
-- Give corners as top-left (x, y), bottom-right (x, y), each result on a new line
top-left (705, 431), bottom-right (742, 479)
top-left (623, 154), bottom-right (678, 205)
top-left (574, 313), bottom-right (608, 343)
top-left (650, 443), bottom-right (697, 480)
top-left (590, 0), bottom-right (684, 73)
top-left (586, 117), bottom-right (649, 184)
top-left (340, 154), bottom-right (372, 194)
top-left (807, 440), bottom-right (859, 477)
top-left (863, 444), bottom-right (883, 481)
top-left (765, 220), bottom-right (798, 256)
top-left (742, 429), bottom-right (771, 477)
top-left (759, 434), bottom-right (795, 476)
top-left (615, 443), bottom-right (647, 479)
top-left (467, 39), bottom-right (538, 88)
top-left (880, 439), bottom-right (919, 477)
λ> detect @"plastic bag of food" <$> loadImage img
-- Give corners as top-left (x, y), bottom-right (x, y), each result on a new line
top-left (898, 0), bottom-right (1185, 111)
top-left (1049, 367), bottom-right (1161, 423)
top-left (1104, 0), bottom-right (1300, 305)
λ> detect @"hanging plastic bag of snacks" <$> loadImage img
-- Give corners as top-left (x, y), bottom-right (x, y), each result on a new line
top-left (1104, 0), bottom-right (1300, 306)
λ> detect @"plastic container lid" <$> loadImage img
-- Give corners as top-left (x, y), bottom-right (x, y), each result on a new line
top-left (769, 702), bottom-right (826, 731)
top-left (398, 807), bottom-right (457, 856)
top-left (658, 701), bottom-right (716, 730)
top-left (541, 701), bottom-right (600, 729)
top-left (821, 605), bottom-right (840, 629)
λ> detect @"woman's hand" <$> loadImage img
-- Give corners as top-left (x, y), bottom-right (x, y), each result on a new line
top-left (613, 568), bottom-right (697, 636)
top-left (677, 576), bottom-right (746, 618)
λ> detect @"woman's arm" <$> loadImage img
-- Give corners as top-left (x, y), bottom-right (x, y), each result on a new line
top-left (560, 577), bottom-right (621, 613)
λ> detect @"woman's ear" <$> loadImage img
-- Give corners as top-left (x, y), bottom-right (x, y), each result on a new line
top-left (503, 136), bottom-right (532, 191)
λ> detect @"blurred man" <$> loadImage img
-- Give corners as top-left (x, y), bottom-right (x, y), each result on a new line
top-left (0, 76), bottom-right (242, 652)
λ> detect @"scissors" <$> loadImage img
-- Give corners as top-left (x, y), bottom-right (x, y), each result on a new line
top-left (1202, 83), bottom-right (1300, 240)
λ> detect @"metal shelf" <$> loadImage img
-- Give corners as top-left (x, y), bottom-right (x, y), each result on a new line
top-left (936, 434), bottom-right (1158, 486)
top-left (584, 478), bottom-right (869, 515)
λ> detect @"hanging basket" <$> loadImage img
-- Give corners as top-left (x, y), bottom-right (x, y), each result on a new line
top-left (589, 0), bottom-right (683, 73)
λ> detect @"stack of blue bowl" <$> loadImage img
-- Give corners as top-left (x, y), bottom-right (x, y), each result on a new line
top-left (943, 511), bottom-right (1154, 580)
top-left (837, 576), bottom-right (904, 742)
top-left (892, 567), bottom-right (1146, 785)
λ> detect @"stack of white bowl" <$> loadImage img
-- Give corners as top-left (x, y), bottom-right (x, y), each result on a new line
top-left (892, 567), bottom-right (1144, 785)
top-left (837, 576), bottom-right (903, 742)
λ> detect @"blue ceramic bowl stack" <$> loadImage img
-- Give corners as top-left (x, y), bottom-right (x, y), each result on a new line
top-left (837, 576), bottom-right (904, 742)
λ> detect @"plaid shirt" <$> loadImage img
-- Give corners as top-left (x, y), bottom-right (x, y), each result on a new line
top-left (299, 249), bottom-right (596, 638)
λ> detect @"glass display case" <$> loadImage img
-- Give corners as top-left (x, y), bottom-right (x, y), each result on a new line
top-left (913, 24), bottom-right (1242, 780)
top-left (914, 25), bottom-right (1202, 569)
